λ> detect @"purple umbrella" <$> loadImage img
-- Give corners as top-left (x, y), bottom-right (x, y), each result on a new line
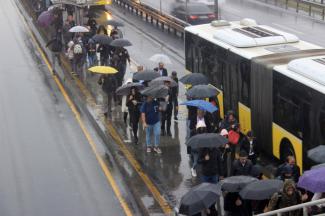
top-left (297, 167), bottom-right (325, 193)
top-left (37, 10), bottom-right (54, 28)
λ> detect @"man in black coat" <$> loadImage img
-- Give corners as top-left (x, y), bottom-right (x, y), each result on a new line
top-left (189, 109), bottom-right (213, 137)
top-left (276, 155), bottom-right (300, 183)
top-left (199, 147), bottom-right (223, 184)
top-left (154, 62), bottom-right (168, 76)
top-left (240, 131), bottom-right (259, 164)
top-left (231, 150), bottom-right (253, 176)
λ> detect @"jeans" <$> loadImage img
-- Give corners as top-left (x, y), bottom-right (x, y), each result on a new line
top-left (88, 54), bottom-right (97, 67)
top-left (191, 149), bottom-right (199, 169)
top-left (146, 121), bottom-right (161, 147)
top-left (201, 175), bottom-right (219, 184)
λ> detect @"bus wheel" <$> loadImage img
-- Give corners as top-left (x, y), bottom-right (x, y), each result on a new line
top-left (280, 138), bottom-right (295, 163)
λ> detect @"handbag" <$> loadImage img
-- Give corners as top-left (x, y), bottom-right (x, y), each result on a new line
top-left (228, 130), bottom-right (240, 145)
top-left (159, 101), bottom-right (168, 112)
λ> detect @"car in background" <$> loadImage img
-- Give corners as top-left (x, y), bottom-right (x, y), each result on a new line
top-left (171, 3), bottom-right (216, 25)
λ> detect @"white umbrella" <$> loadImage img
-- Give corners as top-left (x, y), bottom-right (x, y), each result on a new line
top-left (149, 53), bottom-right (172, 64)
top-left (69, 26), bottom-right (89, 33)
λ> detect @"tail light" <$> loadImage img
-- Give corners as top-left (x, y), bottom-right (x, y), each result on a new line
top-left (208, 14), bottom-right (215, 18)
top-left (189, 15), bottom-right (199, 20)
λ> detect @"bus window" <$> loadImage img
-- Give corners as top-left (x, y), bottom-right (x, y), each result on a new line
top-left (239, 62), bottom-right (250, 107)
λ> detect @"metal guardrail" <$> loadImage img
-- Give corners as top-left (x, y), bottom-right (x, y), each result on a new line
top-left (260, 0), bottom-right (325, 20)
top-left (257, 198), bottom-right (325, 216)
top-left (112, 0), bottom-right (189, 38)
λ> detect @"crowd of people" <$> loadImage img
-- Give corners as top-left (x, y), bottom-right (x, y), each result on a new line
top-left (40, 5), bottom-right (325, 216)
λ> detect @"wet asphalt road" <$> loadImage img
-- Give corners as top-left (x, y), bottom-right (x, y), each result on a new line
top-left (0, 1), bottom-right (125, 215)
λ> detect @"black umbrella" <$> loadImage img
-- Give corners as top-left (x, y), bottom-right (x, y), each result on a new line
top-left (239, 179), bottom-right (283, 200)
top-left (115, 83), bottom-right (144, 96)
top-left (141, 85), bottom-right (169, 98)
top-left (179, 183), bottom-right (221, 216)
top-left (186, 85), bottom-right (219, 99)
top-left (149, 76), bottom-right (178, 87)
top-left (110, 39), bottom-right (132, 47)
top-left (180, 73), bottom-right (209, 86)
top-left (219, 176), bottom-right (258, 193)
top-left (308, 145), bottom-right (325, 163)
top-left (133, 70), bottom-right (160, 81)
top-left (186, 133), bottom-right (228, 149)
top-left (92, 34), bottom-right (112, 45)
top-left (311, 163), bottom-right (325, 170)
top-left (107, 20), bottom-right (124, 27)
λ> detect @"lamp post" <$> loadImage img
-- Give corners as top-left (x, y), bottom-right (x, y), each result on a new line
top-left (185, 0), bottom-right (189, 23)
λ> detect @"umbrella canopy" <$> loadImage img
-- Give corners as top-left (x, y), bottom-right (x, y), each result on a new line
top-left (308, 145), bottom-right (325, 163)
top-left (239, 179), bottom-right (283, 200)
top-left (186, 133), bottom-right (228, 149)
top-left (149, 76), bottom-right (178, 87)
top-left (149, 54), bottom-right (172, 64)
top-left (179, 183), bottom-right (221, 216)
top-left (88, 66), bottom-right (118, 74)
top-left (110, 39), bottom-right (132, 47)
top-left (311, 163), bottom-right (325, 170)
top-left (115, 83), bottom-right (144, 96)
top-left (181, 100), bottom-right (218, 113)
top-left (141, 85), bottom-right (169, 98)
top-left (69, 25), bottom-right (89, 33)
top-left (179, 73), bottom-right (209, 86)
top-left (92, 34), bottom-right (112, 45)
top-left (37, 10), bottom-right (54, 28)
top-left (219, 176), bottom-right (258, 193)
top-left (133, 70), bottom-right (160, 81)
top-left (298, 167), bottom-right (325, 193)
top-left (107, 20), bottom-right (124, 27)
top-left (186, 85), bottom-right (219, 99)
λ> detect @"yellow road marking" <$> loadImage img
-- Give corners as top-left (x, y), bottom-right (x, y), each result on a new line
top-left (15, 5), bottom-right (133, 216)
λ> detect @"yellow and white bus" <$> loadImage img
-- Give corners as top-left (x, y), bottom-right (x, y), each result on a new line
top-left (184, 19), bottom-right (325, 169)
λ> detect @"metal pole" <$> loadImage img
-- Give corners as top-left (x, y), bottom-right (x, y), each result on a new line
top-left (185, 0), bottom-right (189, 23)
top-left (160, 0), bottom-right (162, 13)
top-left (214, 0), bottom-right (218, 19)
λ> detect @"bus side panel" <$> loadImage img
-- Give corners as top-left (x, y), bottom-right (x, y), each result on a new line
top-left (238, 102), bottom-right (251, 135)
top-left (272, 123), bottom-right (303, 172)
top-left (250, 60), bottom-right (273, 156)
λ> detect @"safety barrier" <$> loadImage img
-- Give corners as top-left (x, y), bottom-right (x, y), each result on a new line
top-left (257, 197), bottom-right (325, 216)
top-left (260, 0), bottom-right (325, 20)
top-left (112, 0), bottom-right (189, 38)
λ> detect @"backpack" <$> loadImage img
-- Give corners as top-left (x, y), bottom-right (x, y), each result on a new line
top-left (228, 130), bottom-right (240, 145)
top-left (73, 43), bottom-right (83, 55)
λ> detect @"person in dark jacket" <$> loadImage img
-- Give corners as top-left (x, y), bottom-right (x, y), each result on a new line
top-left (112, 47), bottom-right (130, 87)
top-left (154, 62), bottom-right (168, 76)
top-left (199, 147), bottom-right (223, 184)
top-left (170, 71), bottom-right (179, 120)
top-left (240, 131), bottom-right (259, 164)
top-left (189, 109), bottom-right (212, 137)
top-left (190, 124), bottom-right (208, 177)
top-left (220, 110), bottom-right (238, 131)
top-left (160, 81), bottom-right (173, 136)
top-left (224, 192), bottom-right (251, 216)
top-left (126, 87), bottom-right (142, 144)
top-left (265, 180), bottom-right (308, 216)
top-left (98, 74), bottom-right (118, 117)
top-left (276, 156), bottom-right (301, 183)
top-left (231, 150), bottom-right (253, 176)
top-left (46, 34), bottom-right (63, 75)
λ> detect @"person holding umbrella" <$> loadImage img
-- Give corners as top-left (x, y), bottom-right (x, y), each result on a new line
top-left (171, 71), bottom-right (179, 120)
top-left (98, 74), bottom-right (118, 117)
top-left (189, 109), bottom-right (213, 137)
top-left (111, 46), bottom-right (131, 87)
top-left (154, 62), bottom-right (168, 77)
top-left (199, 147), bottom-right (224, 184)
top-left (46, 33), bottom-right (63, 75)
top-left (160, 81), bottom-right (173, 136)
top-left (126, 87), bottom-right (142, 144)
top-left (141, 96), bottom-right (162, 154)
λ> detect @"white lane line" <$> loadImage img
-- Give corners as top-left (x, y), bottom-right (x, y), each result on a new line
top-left (272, 23), bottom-right (305, 35)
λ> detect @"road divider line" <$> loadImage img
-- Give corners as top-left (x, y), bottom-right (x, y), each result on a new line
top-left (14, 4), bottom-right (133, 216)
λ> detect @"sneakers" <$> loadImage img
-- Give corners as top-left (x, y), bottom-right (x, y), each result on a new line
top-left (147, 147), bottom-right (162, 154)
top-left (154, 147), bottom-right (162, 154)
top-left (191, 168), bottom-right (197, 177)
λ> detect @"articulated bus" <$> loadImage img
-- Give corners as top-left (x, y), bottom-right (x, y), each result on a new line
top-left (184, 19), bottom-right (325, 170)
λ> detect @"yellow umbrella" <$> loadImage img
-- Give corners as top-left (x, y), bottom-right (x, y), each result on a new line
top-left (88, 66), bottom-right (118, 74)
